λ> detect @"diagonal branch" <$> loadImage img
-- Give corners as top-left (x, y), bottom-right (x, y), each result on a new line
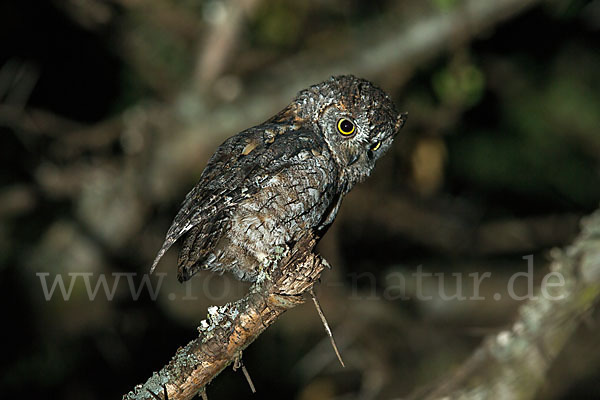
top-left (123, 234), bottom-right (325, 400)
top-left (410, 208), bottom-right (600, 400)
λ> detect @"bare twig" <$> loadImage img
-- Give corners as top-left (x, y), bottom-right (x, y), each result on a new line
top-left (309, 288), bottom-right (345, 368)
top-left (199, 388), bottom-right (208, 400)
top-left (235, 359), bottom-right (257, 394)
top-left (123, 234), bottom-right (326, 400)
top-left (232, 353), bottom-right (256, 393)
top-left (241, 364), bottom-right (256, 394)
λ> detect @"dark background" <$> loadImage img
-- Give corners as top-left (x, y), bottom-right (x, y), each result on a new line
top-left (1, 0), bottom-right (599, 399)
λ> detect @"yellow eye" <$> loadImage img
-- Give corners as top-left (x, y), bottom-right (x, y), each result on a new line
top-left (337, 118), bottom-right (355, 136)
top-left (370, 141), bottom-right (382, 151)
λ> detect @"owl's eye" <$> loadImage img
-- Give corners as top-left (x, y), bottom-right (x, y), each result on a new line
top-left (337, 118), bottom-right (356, 136)
top-left (367, 141), bottom-right (382, 161)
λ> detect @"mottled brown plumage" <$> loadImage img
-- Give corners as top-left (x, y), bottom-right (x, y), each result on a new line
top-left (151, 75), bottom-right (406, 282)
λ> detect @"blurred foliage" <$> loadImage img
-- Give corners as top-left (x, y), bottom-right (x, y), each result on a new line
top-left (252, 1), bottom-right (309, 49)
top-left (432, 0), bottom-right (461, 12)
top-left (432, 54), bottom-right (485, 108)
top-left (448, 40), bottom-right (600, 211)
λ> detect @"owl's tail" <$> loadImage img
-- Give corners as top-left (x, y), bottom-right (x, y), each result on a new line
top-left (175, 224), bottom-right (214, 282)
top-left (150, 238), bottom-right (176, 274)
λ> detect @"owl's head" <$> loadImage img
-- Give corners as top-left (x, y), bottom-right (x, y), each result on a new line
top-left (296, 75), bottom-right (407, 190)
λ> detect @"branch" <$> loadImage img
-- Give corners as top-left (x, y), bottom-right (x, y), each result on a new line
top-left (192, 0), bottom-right (261, 91)
top-left (411, 208), bottom-right (600, 400)
top-left (123, 234), bottom-right (326, 400)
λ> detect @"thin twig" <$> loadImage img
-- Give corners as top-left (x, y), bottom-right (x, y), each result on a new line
top-left (241, 363), bottom-right (257, 394)
top-left (233, 353), bottom-right (257, 393)
top-left (309, 288), bottom-right (345, 368)
top-left (199, 388), bottom-right (208, 400)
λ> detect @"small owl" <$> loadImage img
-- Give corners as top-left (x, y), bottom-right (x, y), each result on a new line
top-left (151, 75), bottom-right (406, 282)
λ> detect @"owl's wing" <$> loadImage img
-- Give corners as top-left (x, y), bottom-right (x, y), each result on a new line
top-left (150, 125), bottom-right (333, 274)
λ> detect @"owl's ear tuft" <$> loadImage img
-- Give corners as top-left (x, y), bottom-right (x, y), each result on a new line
top-left (395, 112), bottom-right (408, 135)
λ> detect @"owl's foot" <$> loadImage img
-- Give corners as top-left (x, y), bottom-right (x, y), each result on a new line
top-left (309, 288), bottom-right (345, 368)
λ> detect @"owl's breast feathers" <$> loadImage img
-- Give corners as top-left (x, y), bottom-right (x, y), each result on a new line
top-left (151, 123), bottom-right (340, 282)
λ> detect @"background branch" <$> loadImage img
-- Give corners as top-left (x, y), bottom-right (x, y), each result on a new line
top-left (410, 208), bottom-right (600, 400)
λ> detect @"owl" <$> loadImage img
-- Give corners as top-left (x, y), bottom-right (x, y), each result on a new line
top-left (151, 75), bottom-right (406, 282)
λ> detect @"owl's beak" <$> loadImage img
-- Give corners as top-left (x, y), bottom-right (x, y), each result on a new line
top-left (347, 152), bottom-right (361, 166)
top-left (394, 112), bottom-right (408, 137)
